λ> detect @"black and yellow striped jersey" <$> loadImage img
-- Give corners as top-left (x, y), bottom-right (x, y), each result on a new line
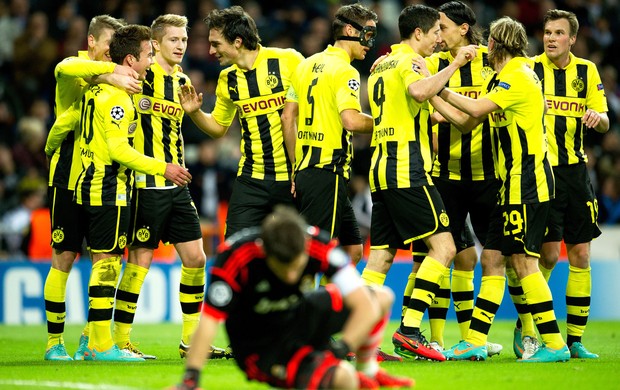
top-left (287, 45), bottom-right (361, 180)
top-left (483, 57), bottom-right (554, 205)
top-left (132, 61), bottom-right (188, 188)
top-left (367, 43), bottom-right (434, 191)
top-left (46, 84), bottom-right (168, 206)
top-left (48, 51), bottom-right (117, 190)
top-left (212, 45), bottom-right (303, 182)
top-left (426, 46), bottom-right (497, 181)
top-left (529, 52), bottom-right (608, 167)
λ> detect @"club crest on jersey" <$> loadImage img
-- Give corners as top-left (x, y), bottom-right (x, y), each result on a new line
top-left (348, 79), bottom-right (360, 91)
top-left (138, 97), bottom-right (151, 110)
top-left (571, 77), bottom-right (585, 92)
top-left (481, 66), bottom-right (494, 80)
top-left (110, 106), bottom-right (125, 120)
top-left (265, 74), bottom-right (279, 89)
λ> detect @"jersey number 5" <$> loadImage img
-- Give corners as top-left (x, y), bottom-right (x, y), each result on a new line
top-left (305, 78), bottom-right (318, 126)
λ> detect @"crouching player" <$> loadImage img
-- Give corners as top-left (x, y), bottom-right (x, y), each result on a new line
top-left (174, 207), bottom-right (413, 389)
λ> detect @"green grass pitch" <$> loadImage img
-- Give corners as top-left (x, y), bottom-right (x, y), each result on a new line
top-left (1, 320), bottom-right (619, 389)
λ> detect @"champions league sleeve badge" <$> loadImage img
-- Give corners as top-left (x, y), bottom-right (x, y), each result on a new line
top-left (348, 79), bottom-right (360, 91)
top-left (110, 106), bottom-right (125, 120)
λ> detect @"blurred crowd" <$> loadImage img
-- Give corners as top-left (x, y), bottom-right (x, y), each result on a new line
top-left (1, 0), bottom-right (619, 259)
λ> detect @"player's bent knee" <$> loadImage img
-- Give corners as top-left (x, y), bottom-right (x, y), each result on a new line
top-left (331, 361), bottom-right (358, 389)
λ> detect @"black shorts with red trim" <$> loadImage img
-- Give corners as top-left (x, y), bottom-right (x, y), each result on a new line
top-left (238, 285), bottom-right (350, 389)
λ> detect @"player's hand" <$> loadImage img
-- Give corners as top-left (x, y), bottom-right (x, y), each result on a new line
top-left (164, 164), bottom-right (192, 187)
top-left (370, 52), bottom-right (389, 73)
top-left (412, 55), bottom-right (430, 77)
top-left (430, 111), bottom-right (447, 125)
top-left (179, 84), bottom-right (203, 114)
top-left (114, 64), bottom-right (139, 79)
top-left (106, 68), bottom-right (142, 94)
top-left (453, 44), bottom-right (478, 67)
top-left (582, 109), bottom-right (602, 128)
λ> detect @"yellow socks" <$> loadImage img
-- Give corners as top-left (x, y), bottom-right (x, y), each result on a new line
top-left (44, 267), bottom-right (69, 349)
top-left (179, 265), bottom-right (205, 345)
top-left (113, 262), bottom-right (149, 346)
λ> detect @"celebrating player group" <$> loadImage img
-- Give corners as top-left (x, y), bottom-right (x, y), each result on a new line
top-left (41, 1), bottom-right (609, 389)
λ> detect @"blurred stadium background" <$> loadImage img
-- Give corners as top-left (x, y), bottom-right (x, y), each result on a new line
top-left (0, 0), bottom-right (619, 324)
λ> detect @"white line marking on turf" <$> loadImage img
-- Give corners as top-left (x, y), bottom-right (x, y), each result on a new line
top-left (0, 380), bottom-right (142, 390)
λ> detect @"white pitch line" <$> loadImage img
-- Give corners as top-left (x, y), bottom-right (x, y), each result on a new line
top-left (0, 379), bottom-right (143, 390)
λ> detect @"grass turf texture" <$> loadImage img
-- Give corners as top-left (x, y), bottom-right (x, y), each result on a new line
top-left (0, 320), bottom-right (618, 389)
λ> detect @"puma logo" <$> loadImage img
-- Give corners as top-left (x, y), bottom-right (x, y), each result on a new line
top-left (453, 302), bottom-right (462, 310)
top-left (481, 312), bottom-right (494, 321)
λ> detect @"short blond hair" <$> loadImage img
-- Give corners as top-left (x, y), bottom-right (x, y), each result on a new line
top-left (151, 14), bottom-right (188, 42)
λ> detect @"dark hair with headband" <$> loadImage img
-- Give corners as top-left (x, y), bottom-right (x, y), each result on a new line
top-left (333, 3), bottom-right (378, 48)
top-left (438, 1), bottom-right (483, 44)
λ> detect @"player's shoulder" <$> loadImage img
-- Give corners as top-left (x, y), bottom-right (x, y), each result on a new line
top-left (89, 84), bottom-right (132, 114)
top-left (263, 46), bottom-right (304, 62)
top-left (570, 54), bottom-right (598, 69)
top-left (220, 227), bottom-right (262, 253)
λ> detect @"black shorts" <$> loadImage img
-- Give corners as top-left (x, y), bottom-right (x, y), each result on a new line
top-left (82, 204), bottom-right (130, 254)
top-left (295, 168), bottom-right (362, 246)
top-left (129, 186), bottom-right (202, 248)
top-left (486, 202), bottom-right (550, 257)
top-left (411, 222), bottom-right (475, 263)
top-left (544, 163), bottom-right (602, 244)
top-left (238, 285), bottom-right (350, 388)
top-left (225, 176), bottom-right (294, 239)
top-left (48, 186), bottom-right (87, 252)
top-left (370, 185), bottom-right (451, 250)
top-left (433, 177), bottom-right (501, 248)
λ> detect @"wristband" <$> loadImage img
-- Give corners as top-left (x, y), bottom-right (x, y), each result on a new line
top-left (329, 339), bottom-right (352, 360)
top-left (181, 368), bottom-right (201, 390)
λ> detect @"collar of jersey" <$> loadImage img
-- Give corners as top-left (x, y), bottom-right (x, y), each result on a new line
top-left (325, 44), bottom-right (351, 62)
top-left (389, 43), bottom-right (418, 57)
top-left (78, 50), bottom-right (89, 60)
top-left (540, 51), bottom-right (575, 70)
top-left (499, 56), bottom-right (530, 76)
top-left (235, 44), bottom-right (265, 72)
top-left (149, 60), bottom-right (182, 76)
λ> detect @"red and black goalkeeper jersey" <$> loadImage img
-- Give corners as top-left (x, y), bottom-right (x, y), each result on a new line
top-left (203, 225), bottom-right (351, 363)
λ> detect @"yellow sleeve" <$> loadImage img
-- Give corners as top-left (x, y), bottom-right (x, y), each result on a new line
top-left (107, 136), bottom-right (167, 176)
top-left (45, 100), bottom-right (80, 156)
top-left (103, 93), bottom-right (167, 176)
top-left (55, 57), bottom-right (116, 81)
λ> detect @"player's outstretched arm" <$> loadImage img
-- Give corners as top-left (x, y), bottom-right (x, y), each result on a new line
top-left (91, 65), bottom-right (141, 94)
top-left (163, 164), bottom-right (193, 187)
top-left (173, 315), bottom-right (220, 390)
top-left (45, 102), bottom-right (80, 156)
top-left (178, 84), bottom-right (228, 139)
top-left (429, 94), bottom-right (483, 133)
top-left (408, 45), bottom-right (478, 103)
top-left (438, 87), bottom-right (499, 119)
